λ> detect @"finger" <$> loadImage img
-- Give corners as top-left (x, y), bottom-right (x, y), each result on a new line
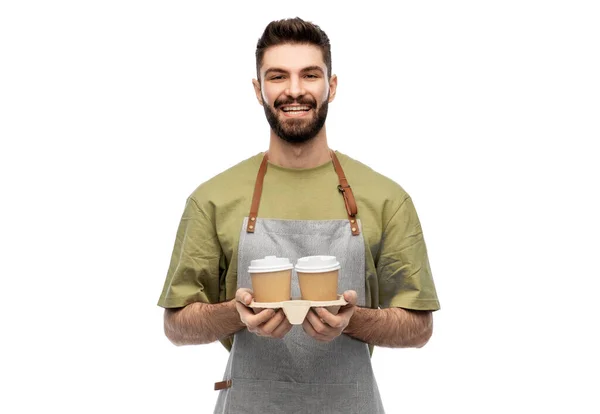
top-left (235, 288), bottom-right (254, 305)
top-left (236, 303), bottom-right (275, 332)
top-left (258, 309), bottom-right (286, 335)
top-left (270, 316), bottom-right (293, 338)
top-left (246, 308), bottom-right (277, 329)
top-left (305, 309), bottom-right (336, 336)
top-left (314, 307), bottom-right (344, 329)
top-left (342, 290), bottom-right (358, 306)
top-left (235, 300), bottom-right (254, 321)
top-left (302, 318), bottom-right (330, 342)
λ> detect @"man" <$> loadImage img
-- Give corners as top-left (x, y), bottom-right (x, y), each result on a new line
top-left (158, 17), bottom-right (440, 413)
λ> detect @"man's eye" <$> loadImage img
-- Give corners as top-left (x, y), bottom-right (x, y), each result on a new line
top-left (305, 74), bottom-right (318, 79)
top-left (270, 75), bottom-right (284, 80)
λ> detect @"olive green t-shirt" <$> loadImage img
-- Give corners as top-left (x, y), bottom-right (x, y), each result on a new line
top-left (158, 151), bottom-right (440, 350)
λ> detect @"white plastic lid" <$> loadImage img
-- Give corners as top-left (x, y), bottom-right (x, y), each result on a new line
top-left (248, 256), bottom-right (293, 273)
top-left (295, 255), bottom-right (340, 273)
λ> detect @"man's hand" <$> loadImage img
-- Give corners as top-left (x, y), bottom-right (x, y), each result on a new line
top-left (235, 288), bottom-right (293, 339)
top-left (302, 290), bottom-right (357, 342)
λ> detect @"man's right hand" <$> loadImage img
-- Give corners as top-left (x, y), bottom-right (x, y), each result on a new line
top-left (235, 288), bottom-right (293, 339)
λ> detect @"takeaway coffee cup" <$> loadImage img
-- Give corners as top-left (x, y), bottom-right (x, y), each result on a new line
top-left (248, 256), bottom-right (293, 303)
top-left (295, 256), bottom-right (340, 301)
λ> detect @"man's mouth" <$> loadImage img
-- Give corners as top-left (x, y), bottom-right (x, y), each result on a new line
top-left (280, 105), bottom-right (311, 113)
top-left (279, 105), bottom-right (312, 117)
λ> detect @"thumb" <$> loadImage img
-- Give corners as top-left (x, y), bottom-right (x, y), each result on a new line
top-left (235, 288), bottom-right (254, 305)
top-left (343, 290), bottom-right (358, 306)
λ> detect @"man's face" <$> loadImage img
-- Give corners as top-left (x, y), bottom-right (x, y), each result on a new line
top-left (253, 43), bottom-right (337, 144)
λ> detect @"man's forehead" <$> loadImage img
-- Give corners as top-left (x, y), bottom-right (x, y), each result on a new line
top-left (260, 43), bottom-right (327, 75)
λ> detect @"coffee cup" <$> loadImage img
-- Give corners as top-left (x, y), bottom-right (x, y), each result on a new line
top-left (248, 256), bottom-right (293, 303)
top-left (295, 256), bottom-right (340, 301)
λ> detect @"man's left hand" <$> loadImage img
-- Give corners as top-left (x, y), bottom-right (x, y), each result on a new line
top-left (302, 290), bottom-right (357, 342)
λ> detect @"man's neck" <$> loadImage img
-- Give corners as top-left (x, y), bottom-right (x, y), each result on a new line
top-left (267, 128), bottom-right (331, 169)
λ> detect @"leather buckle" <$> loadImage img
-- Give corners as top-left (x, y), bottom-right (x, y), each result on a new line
top-left (214, 379), bottom-right (232, 391)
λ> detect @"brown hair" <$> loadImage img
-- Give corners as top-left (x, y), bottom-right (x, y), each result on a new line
top-left (255, 17), bottom-right (332, 80)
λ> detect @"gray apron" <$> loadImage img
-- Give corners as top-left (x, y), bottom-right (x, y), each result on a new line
top-left (214, 151), bottom-right (384, 414)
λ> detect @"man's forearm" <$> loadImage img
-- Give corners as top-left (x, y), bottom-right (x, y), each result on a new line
top-left (164, 300), bottom-right (245, 346)
top-left (343, 307), bottom-right (433, 348)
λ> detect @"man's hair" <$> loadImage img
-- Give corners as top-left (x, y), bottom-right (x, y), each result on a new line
top-left (255, 17), bottom-right (332, 80)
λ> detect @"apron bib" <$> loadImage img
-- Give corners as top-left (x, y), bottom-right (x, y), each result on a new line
top-left (214, 151), bottom-right (385, 414)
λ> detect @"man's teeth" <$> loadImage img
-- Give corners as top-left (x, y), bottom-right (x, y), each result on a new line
top-left (282, 106), bottom-right (310, 112)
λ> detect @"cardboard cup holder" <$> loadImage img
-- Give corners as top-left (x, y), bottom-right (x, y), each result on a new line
top-left (249, 295), bottom-right (348, 325)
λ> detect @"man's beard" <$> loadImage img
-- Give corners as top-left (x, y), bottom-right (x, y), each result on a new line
top-left (262, 96), bottom-right (329, 144)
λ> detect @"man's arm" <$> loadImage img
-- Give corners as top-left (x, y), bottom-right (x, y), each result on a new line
top-left (164, 288), bottom-right (293, 346)
top-left (304, 290), bottom-right (433, 348)
top-left (164, 300), bottom-right (244, 346)
top-left (343, 306), bottom-right (433, 348)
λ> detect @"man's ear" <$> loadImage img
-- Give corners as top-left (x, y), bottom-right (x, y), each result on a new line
top-left (252, 78), bottom-right (264, 106)
top-left (328, 74), bottom-right (338, 103)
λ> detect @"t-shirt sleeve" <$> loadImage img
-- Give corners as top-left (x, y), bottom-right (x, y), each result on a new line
top-left (377, 196), bottom-right (440, 311)
top-left (157, 197), bottom-right (222, 308)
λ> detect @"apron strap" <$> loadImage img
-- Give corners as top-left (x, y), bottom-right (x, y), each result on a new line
top-left (246, 152), bottom-right (269, 233)
top-left (330, 150), bottom-right (360, 236)
top-left (246, 150), bottom-right (360, 236)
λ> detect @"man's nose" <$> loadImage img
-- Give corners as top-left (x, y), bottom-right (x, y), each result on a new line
top-left (284, 76), bottom-right (305, 98)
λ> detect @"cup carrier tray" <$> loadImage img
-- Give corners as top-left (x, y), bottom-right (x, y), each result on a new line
top-left (248, 295), bottom-right (347, 325)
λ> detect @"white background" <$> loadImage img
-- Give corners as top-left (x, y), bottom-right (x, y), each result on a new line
top-left (1, 1), bottom-right (599, 413)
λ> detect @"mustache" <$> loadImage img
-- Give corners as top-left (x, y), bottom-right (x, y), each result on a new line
top-left (274, 97), bottom-right (316, 108)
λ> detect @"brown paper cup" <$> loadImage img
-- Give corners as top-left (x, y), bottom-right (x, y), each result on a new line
top-left (297, 269), bottom-right (339, 301)
top-left (248, 256), bottom-right (293, 303)
top-left (251, 269), bottom-right (292, 303)
top-left (295, 256), bottom-right (341, 301)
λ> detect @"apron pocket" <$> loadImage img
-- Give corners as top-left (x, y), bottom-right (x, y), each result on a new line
top-left (227, 378), bottom-right (358, 414)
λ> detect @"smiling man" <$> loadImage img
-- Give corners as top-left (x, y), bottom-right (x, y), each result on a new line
top-left (158, 17), bottom-right (440, 413)
top-left (255, 45), bottom-right (332, 145)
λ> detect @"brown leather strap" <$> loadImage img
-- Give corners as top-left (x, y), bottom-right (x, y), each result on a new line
top-left (214, 379), bottom-right (232, 391)
top-left (246, 153), bottom-right (269, 233)
top-left (330, 150), bottom-right (360, 236)
top-left (246, 150), bottom-right (360, 236)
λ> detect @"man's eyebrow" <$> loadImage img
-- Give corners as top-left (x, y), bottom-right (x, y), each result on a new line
top-left (301, 66), bottom-right (325, 74)
top-left (263, 66), bottom-right (325, 76)
top-left (264, 68), bottom-right (288, 76)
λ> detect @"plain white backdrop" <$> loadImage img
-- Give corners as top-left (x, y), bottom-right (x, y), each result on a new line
top-left (1, 1), bottom-right (599, 413)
